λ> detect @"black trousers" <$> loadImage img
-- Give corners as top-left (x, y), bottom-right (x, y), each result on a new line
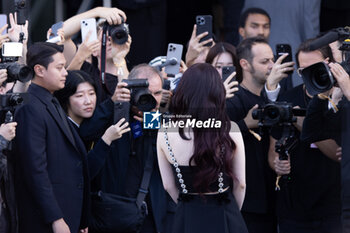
top-left (278, 215), bottom-right (342, 233)
top-left (0, 203), bottom-right (9, 233)
top-left (241, 212), bottom-right (277, 233)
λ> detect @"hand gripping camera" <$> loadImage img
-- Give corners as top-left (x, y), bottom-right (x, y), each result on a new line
top-left (106, 18), bottom-right (129, 45)
top-left (122, 79), bottom-right (156, 112)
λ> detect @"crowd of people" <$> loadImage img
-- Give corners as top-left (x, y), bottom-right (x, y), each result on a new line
top-left (0, 3), bottom-right (350, 233)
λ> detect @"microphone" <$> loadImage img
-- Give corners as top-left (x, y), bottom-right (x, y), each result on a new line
top-left (158, 57), bottom-right (178, 69)
top-left (309, 30), bottom-right (339, 50)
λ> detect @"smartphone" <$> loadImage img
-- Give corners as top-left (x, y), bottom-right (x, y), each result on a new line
top-left (196, 15), bottom-right (213, 47)
top-left (0, 14), bottom-right (7, 35)
top-left (49, 21), bottom-right (63, 39)
top-left (276, 44), bottom-right (293, 75)
top-left (2, 42), bottom-right (23, 57)
top-left (165, 43), bottom-right (183, 76)
top-left (81, 18), bottom-right (98, 43)
top-left (163, 79), bottom-right (171, 90)
top-left (222, 66), bottom-right (236, 82)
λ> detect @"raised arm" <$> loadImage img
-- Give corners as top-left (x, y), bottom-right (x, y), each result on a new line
top-left (63, 7), bottom-right (126, 40)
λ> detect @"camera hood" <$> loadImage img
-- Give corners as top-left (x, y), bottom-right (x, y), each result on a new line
top-left (301, 62), bottom-right (335, 96)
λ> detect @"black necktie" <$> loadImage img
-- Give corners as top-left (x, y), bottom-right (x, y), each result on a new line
top-left (52, 97), bottom-right (75, 143)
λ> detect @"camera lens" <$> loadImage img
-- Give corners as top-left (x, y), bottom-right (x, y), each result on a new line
top-left (115, 31), bottom-right (125, 40)
top-left (9, 94), bottom-right (23, 106)
top-left (266, 107), bottom-right (279, 120)
top-left (109, 24), bottom-right (129, 45)
top-left (312, 65), bottom-right (330, 89)
top-left (139, 95), bottom-right (152, 106)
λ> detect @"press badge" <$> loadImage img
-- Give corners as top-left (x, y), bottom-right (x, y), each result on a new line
top-left (131, 121), bottom-right (143, 139)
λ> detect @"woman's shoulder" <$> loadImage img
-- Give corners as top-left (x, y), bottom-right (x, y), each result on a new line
top-left (229, 121), bottom-right (240, 134)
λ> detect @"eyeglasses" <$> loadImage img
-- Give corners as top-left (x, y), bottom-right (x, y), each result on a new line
top-left (296, 67), bottom-right (304, 77)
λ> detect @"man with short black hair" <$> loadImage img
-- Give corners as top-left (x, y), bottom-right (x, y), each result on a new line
top-left (13, 42), bottom-right (90, 233)
top-left (239, 7), bottom-right (271, 40)
top-left (269, 38), bottom-right (342, 233)
top-left (226, 36), bottom-right (294, 233)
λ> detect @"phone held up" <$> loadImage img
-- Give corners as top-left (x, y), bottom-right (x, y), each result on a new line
top-left (276, 44), bottom-right (293, 75)
top-left (222, 66), bottom-right (236, 83)
top-left (81, 18), bottom-right (98, 43)
top-left (165, 43), bottom-right (183, 77)
top-left (196, 15), bottom-right (213, 47)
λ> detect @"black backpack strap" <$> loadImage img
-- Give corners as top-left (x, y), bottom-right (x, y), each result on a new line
top-left (136, 140), bottom-right (154, 209)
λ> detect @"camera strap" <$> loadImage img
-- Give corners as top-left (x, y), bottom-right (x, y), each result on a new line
top-left (99, 23), bottom-right (108, 85)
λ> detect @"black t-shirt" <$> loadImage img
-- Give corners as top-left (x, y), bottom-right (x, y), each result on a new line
top-left (275, 84), bottom-right (341, 219)
top-left (226, 86), bottom-right (276, 214)
top-left (81, 60), bottom-right (119, 103)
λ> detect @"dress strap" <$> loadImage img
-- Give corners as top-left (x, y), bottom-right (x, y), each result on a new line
top-left (164, 128), bottom-right (225, 194)
top-left (164, 128), bottom-right (188, 194)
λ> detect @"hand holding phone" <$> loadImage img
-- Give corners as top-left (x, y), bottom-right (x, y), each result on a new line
top-left (165, 43), bottom-right (183, 76)
top-left (81, 18), bottom-right (98, 43)
top-left (222, 66), bottom-right (238, 99)
top-left (222, 66), bottom-right (236, 82)
top-left (196, 15), bottom-right (213, 47)
top-left (49, 21), bottom-right (63, 39)
top-left (276, 44), bottom-right (293, 75)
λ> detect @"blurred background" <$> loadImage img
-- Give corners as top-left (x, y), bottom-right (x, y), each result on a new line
top-left (1, 0), bottom-right (350, 67)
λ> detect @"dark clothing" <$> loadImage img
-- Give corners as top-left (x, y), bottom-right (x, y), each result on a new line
top-left (241, 212), bottom-right (277, 233)
top-left (275, 85), bottom-right (341, 227)
top-left (172, 190), bottom-right (248, 233)
top-left (226, 86), bottom-right (276, 214)
top-left (226, 86), bottom-right (277, 233)
top-left (81, 61), bottom-right (118, 104)
top-left (220, 0), bottom-right (244, 46)
top-left (301, 96), bottom-right (350, 232)
top-left (80, 103), bottom-right (172, 233)
top-left (13, 84), bottom-right (90, 233)
top-left (81, 99), bottom-right (131, 196)
top-left (69, 119), bottom-right (111, 180)
top-left (301, 96), bottom-right (341, 144)
top-left (122, 128), bottom-right (170, 233)
top-left (278, 215), bottom-right (342, 233)
top-left (0, 136), bottom-right (16, 233)
top-left (113, 0), bottom-right (167, 67)
top-left (164, 148), bottom-right (247, 233)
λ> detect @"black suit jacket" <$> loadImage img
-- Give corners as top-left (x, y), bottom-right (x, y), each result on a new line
top-left (13, 84), bottom-right (90, 233)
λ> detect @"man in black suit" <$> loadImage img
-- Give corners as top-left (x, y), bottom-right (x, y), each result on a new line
top-left (13, 42), bottom-right (90, 233)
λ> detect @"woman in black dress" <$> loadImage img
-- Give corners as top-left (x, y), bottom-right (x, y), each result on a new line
top-left (157, 63), bottom-right (248, 233)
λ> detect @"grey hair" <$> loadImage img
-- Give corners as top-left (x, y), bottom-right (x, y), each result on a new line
top-left (128, 63), bottom-right (164, 85)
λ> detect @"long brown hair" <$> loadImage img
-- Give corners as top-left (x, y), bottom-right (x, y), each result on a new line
top-left (170, 63), bottom-right (236, 193)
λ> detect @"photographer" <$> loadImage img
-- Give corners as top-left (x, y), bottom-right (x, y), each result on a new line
top-left (300, 39), bottom-right (350, 232)
top-left (0, 121), bottom-right (17, 233)
top-left (225, 36), bottom-right (294, 233)
top-left (80, 64), bottom-right (172, 233)
top-left (61, 6), bottom-right (130, 103)
top-left (268, 38), bottom-right (341, 233)
top-left (0, 108), bottom-right (17, 233)
top-left (0, 13), bottom-right (30, 94)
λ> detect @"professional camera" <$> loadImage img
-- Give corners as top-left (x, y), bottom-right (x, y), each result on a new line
top-left (106, 19), bottom-right (129, 45)
top-left (301, 61), bottom-right (350, 96)
top-left (0, 62), bottom-right (32, 83)
top-left (303, 27), bottom-right (350, 95)
top-left (252, 102), bottom-right (306, 127)
top-left (0, 93), bottom-right (23, 109)
top-left (122, 79), bottom-right (156, 112)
